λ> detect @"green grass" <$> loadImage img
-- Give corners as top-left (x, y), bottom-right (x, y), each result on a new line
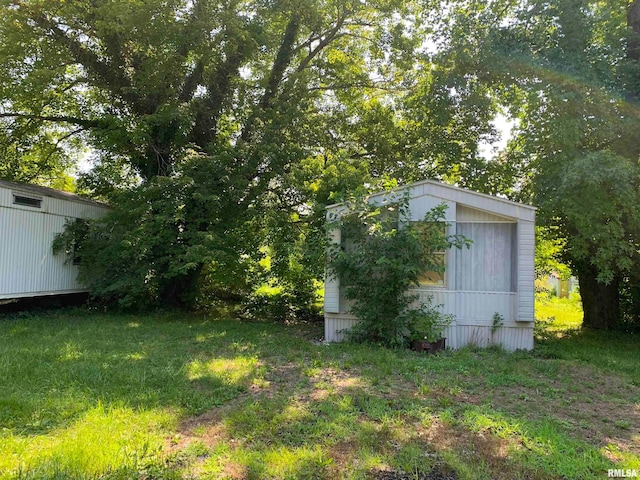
top-left (535, 293), bottom-right (583, 331)
top-left (534, 294), bottom-right (640, 380)
top-left (0, 306), bottom-right (639, 479)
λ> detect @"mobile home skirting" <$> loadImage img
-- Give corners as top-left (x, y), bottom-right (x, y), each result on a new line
top-left (324, 315), bottom-right (534, 351)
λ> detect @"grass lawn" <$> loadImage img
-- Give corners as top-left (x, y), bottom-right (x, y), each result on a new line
top-left (535, 293), bottom-right (583, 331)
top-left (0, 301), bottom-right (638, 479)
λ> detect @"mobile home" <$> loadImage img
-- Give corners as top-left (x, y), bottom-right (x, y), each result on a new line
top-left (324, 180), bottom-right (536, 351)
top-left (0, 179), bottom-right (109, 301)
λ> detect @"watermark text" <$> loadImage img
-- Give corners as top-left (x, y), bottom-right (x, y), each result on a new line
top-left (608, 470), bottom-right (638, 478)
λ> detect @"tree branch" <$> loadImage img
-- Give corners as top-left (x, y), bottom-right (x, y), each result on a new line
top-left (0, 113), bottom-right (105, 129)
top-left (35, 127), bottom-right (85, 176)
top-left (177, 0), bottom-right (209, 102)
top-left (306, 82), bottom-right (406, 92)
top-left (189, 45), bottom-right (248, 149)
top-left (260, 13), bottom-right (302, 110)
top-left (25, 7), bottom-right (150, 114)
top-left (179, 60), bottom-right (205, 103)
top-left (240, 13), bottom-right (302, 144)
top-left (296, 9), bottom-right (349, 73)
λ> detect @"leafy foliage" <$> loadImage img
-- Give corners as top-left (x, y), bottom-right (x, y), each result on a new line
top-left (54, 159), bottom-right (256, 309)
top-left (0, 123), bottom-right (78, 190)
top-left (327, 194), bottom-right (470, 347)
top-left (406, 300), bottom-right (454, 342)
top-left (435, 0), bottom-right (640, 329)
top-left (11, 0), bottom-right (640, 330)
top-left (0, 0), bottom-right (450, 309)
top-left (534, 227), bottom-right (571, 280)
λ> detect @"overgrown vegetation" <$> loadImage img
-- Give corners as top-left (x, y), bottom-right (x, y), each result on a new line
top-left (327, 195), bottom-right (469, 347)
top-left (0, 308), bottom-right (638, 480)
top-left (53, 168), bottom-right (258, 310)
top-left (4, 1), bottom-right (640, 327)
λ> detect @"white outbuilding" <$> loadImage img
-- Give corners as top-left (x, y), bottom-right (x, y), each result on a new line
top-left (324, 180), bottom-right (536, 351)
top-left (0, 179), bottom-right (109, 302)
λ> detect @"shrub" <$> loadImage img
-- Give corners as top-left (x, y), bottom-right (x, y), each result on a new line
top-left (53, 162), bottom-right (257, 310)
top-left (327, 192), bottom-right (470, 348)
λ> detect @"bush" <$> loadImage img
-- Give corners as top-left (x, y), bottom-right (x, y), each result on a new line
top-left (53, 160), bottom-right (258, 310)
top-left (327, 192), bottom-right (470, 348)
top-left (241, 286), bottom-right (322, 323)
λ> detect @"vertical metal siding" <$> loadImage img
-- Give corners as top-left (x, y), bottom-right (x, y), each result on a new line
top-left (408, 195), bottom-right (455, 222)
top-left (455, 291), bottom-right (516, 322)
top-left (325, 320), bottom-right (532, 351)
top-left (456, 205), bottom-right (513, 222)
top-left (453, 325), bottom-right (533, 351)
top-left (442, 322), bottom-right (458, 349)
top-left (324, 317), bottom-right (358, 342)
top-left (0, 186), bottom-right (109, 298)
top-left (417, 289), bottom-right (457, 315)
top-left (324, 227), bottom-right (340, 313)
top-left (517, 220), bottom-right (536, 322)
top-left (0, 188), bottom-right (12, 206)
top-left (416, 290), bottom-right (516, 322)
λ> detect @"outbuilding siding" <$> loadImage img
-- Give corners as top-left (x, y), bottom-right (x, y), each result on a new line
top-left (324, 226), bottom-right (341, 313)
top-left (517, 220), bottom-right (536, 322)
top-left (325, 315), bottom-right (534, 351)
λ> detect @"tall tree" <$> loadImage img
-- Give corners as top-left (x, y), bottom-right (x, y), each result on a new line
top-left (2, 0), bottom-right (427, 307)
top-left (455, 0), bottom-right (640, 329)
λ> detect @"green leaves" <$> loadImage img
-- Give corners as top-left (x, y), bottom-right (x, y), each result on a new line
top-left (327, 193), bottom-right (469, 347)
top-left (554, 150), bottom-right (640, 284)
top-left (432, 0), bottom-right (640, 328)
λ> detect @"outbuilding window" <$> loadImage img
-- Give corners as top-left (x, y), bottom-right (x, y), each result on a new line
top-left (455, 222), bottom-right (516, 292)
top-left (13, 194), bottom-right (41, 208)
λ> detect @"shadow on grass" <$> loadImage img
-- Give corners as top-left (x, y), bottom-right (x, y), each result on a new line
top-left (169, 341), bottom-right (628, 479)
top-left (1, 310), bottom-right (637, 479)
top-left (0, 312), bottom-right (267, 434)
top-left (535, 326), bottom-right (640, 383)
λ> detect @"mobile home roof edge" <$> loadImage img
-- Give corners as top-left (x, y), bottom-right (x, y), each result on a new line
top-left (325, 179), bottom-right (536, 214)
top-left (0, 179), bottom-right (109, 208)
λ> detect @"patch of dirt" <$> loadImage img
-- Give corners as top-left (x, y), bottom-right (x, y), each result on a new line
top-left (300, 366), bottom-right (370, 404)
top-left (420, 418), bottom-right (514, 474)
top-left (167, 402), bottom-right (236, 454)
top-left (167, 361), bottom-right (310, 453)
top-left (415, 383), bottom-right (483, 408)
top-left (370, 466), bottom-right (458, 480)
top-left (165, 352), bottom-right (640, 478)
top-left (329, 440), bottom-right (357, 460)
top-left (265, 361), bottom-right (314, 392)
top-left (219, 460), bottom-right (248, 480)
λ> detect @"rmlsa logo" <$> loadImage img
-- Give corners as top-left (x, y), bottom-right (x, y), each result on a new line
top-left (608, 470), bottom-right (639, 478)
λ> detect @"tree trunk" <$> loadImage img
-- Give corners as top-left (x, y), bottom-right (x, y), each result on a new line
top-left (576, 262), bottom-right (620, 330)
top-left (628, 0), bottom-right (640, 64)
top-left (161, 265), bottom-right (204, 309)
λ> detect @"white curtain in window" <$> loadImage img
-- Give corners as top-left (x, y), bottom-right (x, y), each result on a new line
top-left (455, 223), bottom-right (516, 292)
